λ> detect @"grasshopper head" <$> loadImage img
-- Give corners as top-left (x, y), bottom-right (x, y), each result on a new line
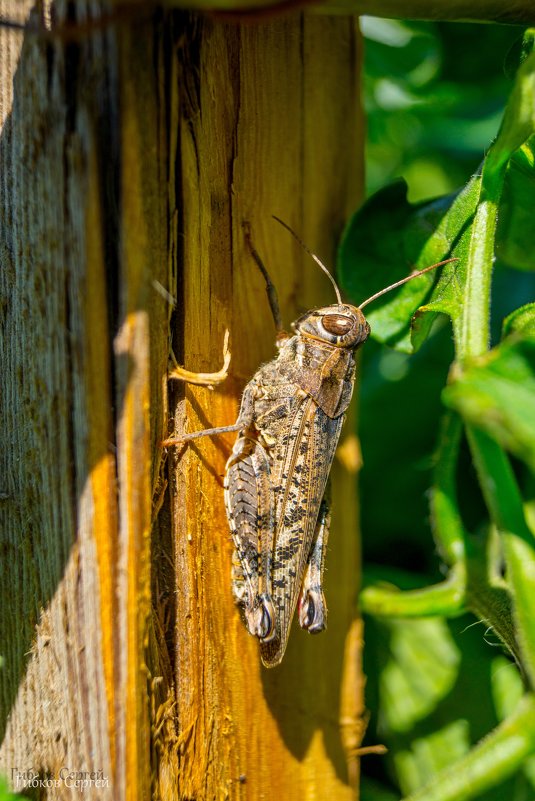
top-left (293, 304), bottom-right (370, 349)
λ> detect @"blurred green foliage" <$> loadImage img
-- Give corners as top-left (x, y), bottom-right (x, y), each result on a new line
top-left (362, 18), bottom-right (522, 201)
top-left (347, 18), bottom-right (535, 801)
top-left (0, 776), bottom-right (28, 801)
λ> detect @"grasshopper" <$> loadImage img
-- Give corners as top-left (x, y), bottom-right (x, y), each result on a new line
top-left (165, 219), bottom-right (456, 667)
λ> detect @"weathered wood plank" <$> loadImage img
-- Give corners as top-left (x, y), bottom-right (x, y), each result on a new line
top-left (173, 15), bottom-right (364, 799)
top-left (0, 5), bottom-right (168, 798)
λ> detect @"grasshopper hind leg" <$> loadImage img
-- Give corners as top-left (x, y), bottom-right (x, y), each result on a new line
top-left (298, 490), bottom-right (331, 634)
top-left (224, 435), bottom-right (277, 642)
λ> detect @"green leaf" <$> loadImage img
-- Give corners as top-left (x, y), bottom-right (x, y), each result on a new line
top-left (376, 618), bottom-right (461, 735)
top-left (396, 720), bottom-right (470, 797)
top-left (338, 180), bottom-right (465, 352)
top-left (458, 48), bottom-right (535, 360)
top-left (411, 175), bottom-right (481, 352)
top-left (491, 656), bottom-right (524, 721)
top-left (502, 303), bottom-right (535, 338)
top-left (485, 51), bottom-right (535, 176)
top-left (363, 612), bottom-right (527, 800)
top-left (345, 47), bottom-right (535, 357)
top-left (504, 29), bottom-right (535, 80)
top-left (496, 141), bottom-right (535, 272)
top-left (443, 338), bottom-right (535, 473)
top-left (403, 694), bottom-right (535, 801)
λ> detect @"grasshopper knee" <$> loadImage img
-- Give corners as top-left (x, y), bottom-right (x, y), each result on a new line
top-left (246, 594), bottom-right (276, 642)
top-left (298, 587), bottom-right (327, 634)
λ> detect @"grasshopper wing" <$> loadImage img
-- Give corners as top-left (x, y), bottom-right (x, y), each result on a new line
top-left (259, 395), bottom-right (344, 667)
top-left (225, 434), bottom-right (277, 642)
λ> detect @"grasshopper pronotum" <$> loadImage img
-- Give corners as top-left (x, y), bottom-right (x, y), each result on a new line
top-left (165, 220), bottom-right (456, 667)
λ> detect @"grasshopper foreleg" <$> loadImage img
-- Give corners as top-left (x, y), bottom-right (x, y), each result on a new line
top-left (162, 330), bottom-right (237, 446)
top-left (162, 422), bottom-right (243, 447)
top-left (298, 488), bottom-right (331, 634)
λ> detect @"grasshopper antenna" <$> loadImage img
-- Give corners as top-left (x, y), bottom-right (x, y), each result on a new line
top-left (243, 221), bottom-right (283, 333)
top-left (358, 258), bottom-right (459, 310)
top-left (272, 215), bottom-right (343, 305)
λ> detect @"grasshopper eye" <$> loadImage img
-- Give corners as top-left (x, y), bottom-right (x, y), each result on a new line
top-left (293, 305), bottom-right (367, 348)
top-left (321, 314), bottom-right (353, 336)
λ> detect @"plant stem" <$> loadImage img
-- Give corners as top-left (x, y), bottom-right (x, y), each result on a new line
top-left (404, 694), bottom-right (535, 801)
top-left (360, 566), bottom-right (466, 617)
top-left (430, 413), bottom-right (466, 566)
top-left (459, 171), bottom-right (503, 361)
top-left (467, 426), bottom-right (535, 687)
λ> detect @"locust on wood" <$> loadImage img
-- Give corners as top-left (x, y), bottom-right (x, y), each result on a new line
top-left (165, 220), bottom-right (456, 667)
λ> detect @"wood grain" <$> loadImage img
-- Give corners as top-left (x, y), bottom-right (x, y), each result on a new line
top-left (0, 6), bottom-right (364, 799)
top-left (173, 15), bottom-right (364, 800)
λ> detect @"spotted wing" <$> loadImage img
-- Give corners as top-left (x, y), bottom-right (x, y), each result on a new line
top-left (259, 395), bottom-right (344, 667)
top-left (224, 434), bottom-right (276, 641)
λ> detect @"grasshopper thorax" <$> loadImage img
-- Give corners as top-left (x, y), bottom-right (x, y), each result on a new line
top-left (292, 304), bottom-right (370, 349)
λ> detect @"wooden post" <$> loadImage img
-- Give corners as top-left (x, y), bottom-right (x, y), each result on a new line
top-left (172, 16), bottom-right (364, 799)
top-left (0, 6), bottom-right (363, 799)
